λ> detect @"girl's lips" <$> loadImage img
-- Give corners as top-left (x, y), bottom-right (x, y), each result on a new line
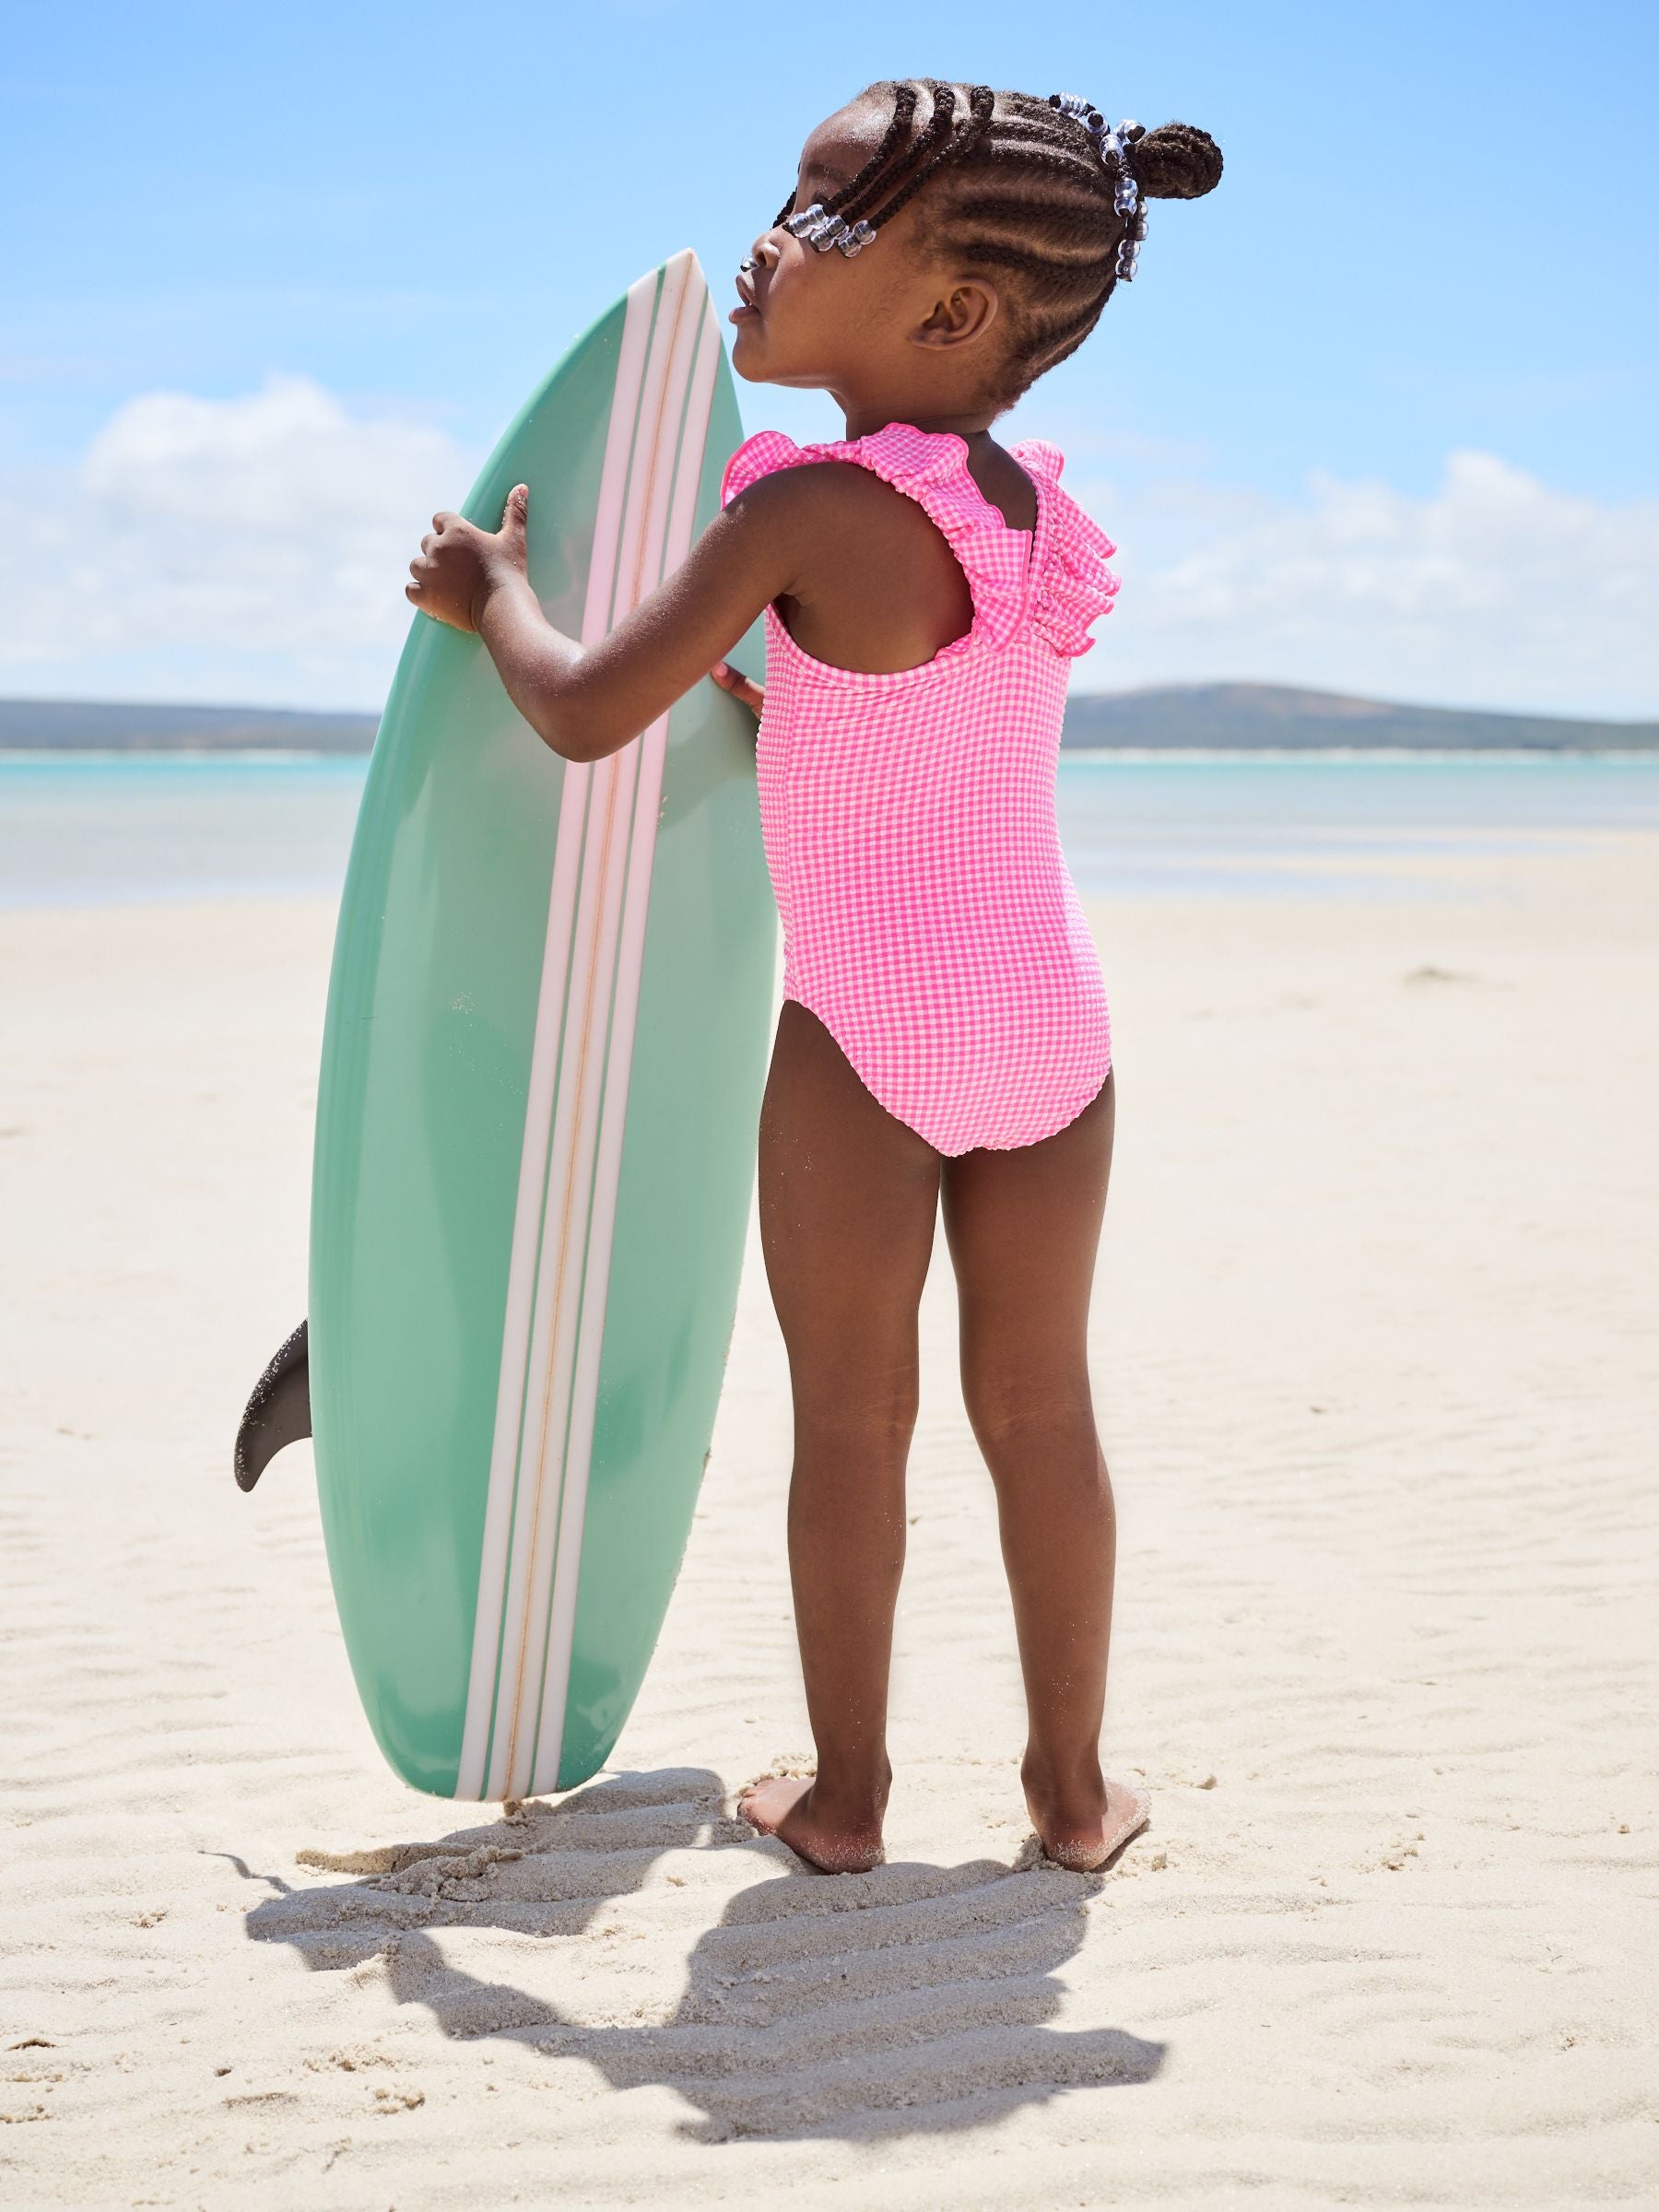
top-left (728, 302), bottom-right (759, 324)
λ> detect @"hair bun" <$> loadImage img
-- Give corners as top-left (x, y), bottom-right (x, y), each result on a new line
top-left (1129, 121), bottom-right (1223, 201)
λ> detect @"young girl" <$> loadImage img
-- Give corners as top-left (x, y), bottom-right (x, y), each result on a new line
top-left (406, 77), bottom-right (1222, 1875)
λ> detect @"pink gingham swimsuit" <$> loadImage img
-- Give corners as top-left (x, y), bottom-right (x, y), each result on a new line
top-left (720, 420), bottom-right (1120, 1156)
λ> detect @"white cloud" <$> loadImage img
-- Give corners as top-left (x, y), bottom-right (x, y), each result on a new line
top-left (2, 380), bottom-right (1655, 720)
top-left (0, 376), bottom-right (474, 707)
top-left (1067, 449), bottom-right (1659, 720)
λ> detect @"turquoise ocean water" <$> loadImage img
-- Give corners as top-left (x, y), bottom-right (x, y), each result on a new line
top-left (2, 751), bottom-right (1655, 911)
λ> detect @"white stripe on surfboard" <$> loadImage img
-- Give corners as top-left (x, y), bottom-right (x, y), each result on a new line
top-left (454, 265), bottom-right (658, 1801)
top-left (488, 251), bottom-right (700, 1801)
top-left (528, 298), bottom-right (724, 1794)
top-left (458, 249), bottom-right (708, 1802)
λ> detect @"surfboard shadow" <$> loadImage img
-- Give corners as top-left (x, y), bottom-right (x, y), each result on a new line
top-left (241, 1766), bottom-right (1166, 2142)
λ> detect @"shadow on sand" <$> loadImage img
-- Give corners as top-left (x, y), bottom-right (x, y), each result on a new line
top-left (239, 1766), bottom-right (1164, 2141)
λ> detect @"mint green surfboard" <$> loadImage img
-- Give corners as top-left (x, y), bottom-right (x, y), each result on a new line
top-left (309, 250), bottom-right (775, 1800)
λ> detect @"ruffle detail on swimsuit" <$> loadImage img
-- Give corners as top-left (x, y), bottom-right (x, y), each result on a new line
top-left (722, 423), bottom-right (1115, 662)
top-left (1005, 439), bottom-right (1122, 658)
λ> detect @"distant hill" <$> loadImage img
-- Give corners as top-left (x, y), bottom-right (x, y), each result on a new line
top-left (1061, 683), bottom-right (1659, 752)
top-left (0, 699), bottom-right (378, 752)
top-left (2, 684), bottom-right (1655, 755)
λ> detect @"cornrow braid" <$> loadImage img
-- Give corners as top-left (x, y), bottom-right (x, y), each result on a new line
top-left (850, 81), bottom-right (996, 239)
top-left (823, 82), bottom-right (918, 217)
top-left (771, 81), bottom-right (994, 253)
top-left (785, 80), bottom-right (1222, 403)
top-left (771, 83), bottom-right (919, 229)
top-left (786, 79), bottom-right (965, 246)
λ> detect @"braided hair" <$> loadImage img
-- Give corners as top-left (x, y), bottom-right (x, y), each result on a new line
top-left (778, 80), bottom-right (1223, 405)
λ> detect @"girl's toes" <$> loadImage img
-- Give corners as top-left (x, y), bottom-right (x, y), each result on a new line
top-left (736, 1774), bottom-right (813, 1836)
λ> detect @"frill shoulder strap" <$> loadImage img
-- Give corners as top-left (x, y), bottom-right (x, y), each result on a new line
top-left (1010, 439), bottom-right (1121, 658)
top-left (720, 429), bottom-right (807, 507)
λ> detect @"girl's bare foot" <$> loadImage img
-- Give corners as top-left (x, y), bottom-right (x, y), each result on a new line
top-left (737, 1775), bottom-right (887, 1874)
top-left (1023, 1759), bottom-right (1150, 1872)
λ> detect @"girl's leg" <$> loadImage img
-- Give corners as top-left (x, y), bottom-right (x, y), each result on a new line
top-left (740, 1001), bottom-right (942, 1872)
top-left (939, 1071), bottom-right (1146, 1869)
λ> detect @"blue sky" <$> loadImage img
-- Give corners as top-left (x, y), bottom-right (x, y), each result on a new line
top-left (4, 0), bottom-right (1655, 715)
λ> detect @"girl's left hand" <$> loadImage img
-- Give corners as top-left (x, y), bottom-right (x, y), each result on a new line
top-left (711, 659), bottom-right (765, 716)
top-left (406, 482), bottom-right (531, 633)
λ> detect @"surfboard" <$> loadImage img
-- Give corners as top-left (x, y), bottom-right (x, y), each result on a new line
top-left (305, 249), bottom-right (774, 1801)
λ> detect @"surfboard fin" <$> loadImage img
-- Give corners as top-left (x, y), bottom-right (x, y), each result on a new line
top-left (235, 1320), bottom-right (312, 1492)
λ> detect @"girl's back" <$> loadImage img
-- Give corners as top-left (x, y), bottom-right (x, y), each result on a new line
top-left (724, 419), bottom-right (1120, 1156)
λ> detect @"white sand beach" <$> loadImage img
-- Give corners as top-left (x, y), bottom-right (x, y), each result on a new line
top-left (3, 831), bottom-right (1656, 2207)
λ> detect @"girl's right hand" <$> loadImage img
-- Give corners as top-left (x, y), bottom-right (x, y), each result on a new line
top-left (711, 660), bottom-right (765, 716)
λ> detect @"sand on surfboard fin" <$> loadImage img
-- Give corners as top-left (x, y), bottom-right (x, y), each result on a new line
top-left (235, 1321), bottom-right (312, 1492)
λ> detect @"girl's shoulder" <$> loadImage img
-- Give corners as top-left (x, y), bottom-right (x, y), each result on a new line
top-left (721, 423), bottom-right (975, 524)
top-left (721, 423), bottom-right (1121, 658)
top-left (720, 428), bottom-right (819, 505)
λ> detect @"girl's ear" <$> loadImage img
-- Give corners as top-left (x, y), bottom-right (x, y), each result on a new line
top-left (912, 277), bottom-right (1001, 350)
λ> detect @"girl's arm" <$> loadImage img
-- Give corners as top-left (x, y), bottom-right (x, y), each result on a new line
top-left (406, 479), bottom-right (787, 761)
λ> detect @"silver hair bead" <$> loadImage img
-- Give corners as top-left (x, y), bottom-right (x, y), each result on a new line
top-left (1050, 95), bottom-right (1151, 280)
top-left (1117, 198), bottom-right (1148, 280)
top-left (785, 201), bottom-right (863, 253)
top-left (1100, 124), bottom-right (1140, 217)
top-left (1049, 90), bottom-right (1105, 133)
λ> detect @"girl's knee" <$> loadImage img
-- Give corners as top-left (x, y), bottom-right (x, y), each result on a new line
top-left (793, 1366), bottom-right (921, 1461)
top-left (960, 1361), bottom-right (1096, 1459)
top-left (795, 1388), bottom-right (920, 1451)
